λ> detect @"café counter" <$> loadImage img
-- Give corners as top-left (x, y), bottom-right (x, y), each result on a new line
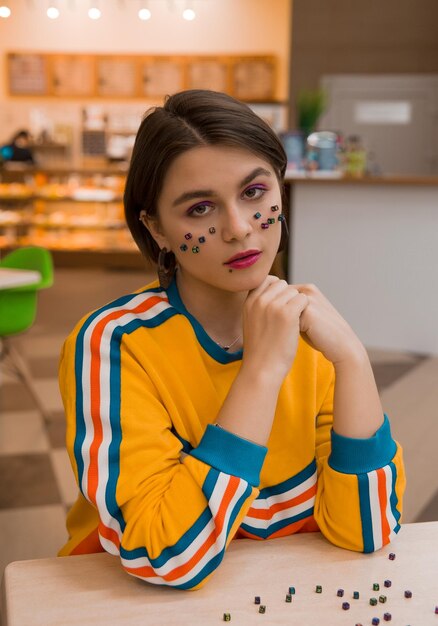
top-left (285, 173), bottom-right (438, 355)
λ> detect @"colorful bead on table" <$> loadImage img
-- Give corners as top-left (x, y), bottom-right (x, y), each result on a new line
top-left (342, 602), bottom-right (350, 610)
top-left (384, 579), bottom-right (392, 588)
top-left (435, 606), bottom-right (438, 614)
top-left (285, 594), bottom-right (292, 602)
top-left (388, 552), bottom-right (396, 560)
top-left (370, 597), bottom-right (378, 606)
top-left (372, 619), bottom-right (380, 625)
top-left (373, 583), bottom-right (380, 591)
top-left (379, 595), bottom-right (387, 603)
top-left (353, 591), bottom-right (360, 599)
top-left (223, 613), bottom-right (231, 621)
top-left (254, 596), bottom-right (261, 604)
top-left (404, 590), bottom-right (413, 598)
top-left (258, 605), bottom-right (266, 613)
top-left (288, 586), bottom-right (296, 595)
top-left (337, 589), bottom-right (344, 597)
top-left (383, 613), bottom-right (392, 622)
top-left (315, 585), bottom-right (322, 593)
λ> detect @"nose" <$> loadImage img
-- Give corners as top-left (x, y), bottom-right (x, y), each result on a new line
top-left (221, 206), bottom-right (252, 242)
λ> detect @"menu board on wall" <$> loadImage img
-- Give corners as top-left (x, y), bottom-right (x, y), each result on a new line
top-left (187, 59), bottom-right (228, 92)
top-left (233, 58), bottom-right (276, 101)
top-left (8, 53), bottom-right (49, 95)
top-left (51, 55), bottom-right (95, 97)
top-left (6, 52), bottom-right (279, 102)
top-left (141, 59), bottom-right (184, 97)
top-left (97, 58), bottom-right (137, 96)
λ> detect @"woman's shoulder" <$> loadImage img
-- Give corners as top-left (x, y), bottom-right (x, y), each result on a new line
top-left (65, 278), bottom-right (173, 342)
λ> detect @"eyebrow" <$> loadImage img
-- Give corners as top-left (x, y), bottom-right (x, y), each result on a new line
top-left (172, 167), bottom-right (272, 207)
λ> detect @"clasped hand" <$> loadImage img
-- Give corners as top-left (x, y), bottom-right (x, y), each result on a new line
top-left (243, 276), bottom-right (365, 377)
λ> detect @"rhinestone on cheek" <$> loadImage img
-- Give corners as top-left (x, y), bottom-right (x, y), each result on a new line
top-left (192, 246), bottom-right (200, 253)
top-left (209, 226), bottom-right (216, 234)
top-left (184, 233), bottom-right (192, 240)
top-left (179, 244), bottom-right (188, 251)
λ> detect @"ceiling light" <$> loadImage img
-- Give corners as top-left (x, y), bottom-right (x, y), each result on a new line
top-left (47, 6), bottom-right (60, 18)
top-left (0, 5), bottom-right (11, 17)
top-left (182, 8), bottom-right (195, 21)
top-left (138, 7), bottom-right (151, 20)
top-left (88, 6), bottom-right (101, 19)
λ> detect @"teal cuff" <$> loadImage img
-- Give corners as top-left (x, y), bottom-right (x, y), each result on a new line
top-left (328, 414), bottom-right (397, 475)
top-left (190, 424), bottom-right (267, 487)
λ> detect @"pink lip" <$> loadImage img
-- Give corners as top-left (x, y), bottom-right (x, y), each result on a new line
top-left (224, 249), bottom-right (262, 269)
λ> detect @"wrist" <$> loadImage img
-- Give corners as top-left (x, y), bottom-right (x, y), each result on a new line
top-left (333, 342), bottom-right (369, 371)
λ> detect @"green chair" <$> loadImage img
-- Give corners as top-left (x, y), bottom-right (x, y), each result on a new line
top-left (0, 246), bottom-right (54, 423)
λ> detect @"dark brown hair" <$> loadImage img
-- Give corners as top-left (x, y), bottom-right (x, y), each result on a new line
top-left (124, 89), bottom-right (288, 263)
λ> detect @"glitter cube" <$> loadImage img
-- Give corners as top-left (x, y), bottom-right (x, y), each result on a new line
top-left (315, 585), bottom-right (322, 593)
top-left (379, 595), bottom-right (387, 603)
top-left (198, 236), bottom-right (206, 243)
top-left (353, 591), bottom-right (360, 599)
top-left (259, 605), bottom-right (266, 614)
top-left (288, 587), bottom-right (295, 595)
top-left (223, 613), bottom-right (231, 621)
top-left (383, 613), bottom-right (392, 622)
top-left (388, 553), bottom-right (396, 560)
top-left (337, 589), bottom-right (344, 597)
top-left (404, 590), bottom-right (412, 598)
top-left (253, 212), bottom-right (261, 219)
top-left (372, 619), bottom-right (380, 626)
top-left (254, 596), bottom-right (260, 604)
top-left (373, 583), bottom-right (380, 591)
top-left (370, 597), bottom-right (378, 606)
top-left (179, 244), bottom-right (188, 251)
top-left (285, 594), bottom-right (292, 603)
top-left (384, 580), bottom-right (392, 588)
top-left (342, 602), bottom-right (350, 610)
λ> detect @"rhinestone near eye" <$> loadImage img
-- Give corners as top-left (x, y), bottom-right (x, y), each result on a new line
top-left (198, 236), bottom-right (206, 243)
top-left (271, 204), bottom-right (279, 212)
top-left (209, 227), bottom-right (216, 234)
top-left (192, 246), bottom-right (200, 253)
top-left (253, 212), bottom-right (261, 219)
top-left (278, 214), bottom-right (285, 222)
top-left (267, 218), bottom-right (275, 224)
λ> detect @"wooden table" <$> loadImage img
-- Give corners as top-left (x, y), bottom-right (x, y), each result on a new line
top-left (0, 268), bottom-right (40, 289)
top-left (2, 522), bottom-right (437, 625)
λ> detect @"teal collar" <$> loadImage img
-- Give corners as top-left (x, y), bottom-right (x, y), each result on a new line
top-left (166, 277), bottom-right (243, 364)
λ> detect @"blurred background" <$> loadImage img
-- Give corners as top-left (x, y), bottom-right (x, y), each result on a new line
top-left (0, 0), bottom-right (437, 583)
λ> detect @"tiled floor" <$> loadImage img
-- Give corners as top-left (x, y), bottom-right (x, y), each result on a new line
top-left (1, 267), bottom-right (437, 585)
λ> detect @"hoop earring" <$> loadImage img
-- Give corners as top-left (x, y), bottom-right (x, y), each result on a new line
top-left (157, 248), bottom-right (176, 290)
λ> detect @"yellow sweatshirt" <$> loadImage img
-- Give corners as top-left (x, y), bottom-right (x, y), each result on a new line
top-left (58, 278), bottom-right (405, 589)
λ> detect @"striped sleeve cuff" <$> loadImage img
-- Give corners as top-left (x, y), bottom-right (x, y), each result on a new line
top-left (328, 414), bottom-right (397, 475)
top-left (190, 424), bottom-right (267, 487)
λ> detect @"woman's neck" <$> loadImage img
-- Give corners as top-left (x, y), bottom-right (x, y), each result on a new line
top-left (175, 270), bottom-right (246, 348)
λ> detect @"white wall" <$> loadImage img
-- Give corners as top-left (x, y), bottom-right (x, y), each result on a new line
top-left (0, 0), bottom-right (291, 137)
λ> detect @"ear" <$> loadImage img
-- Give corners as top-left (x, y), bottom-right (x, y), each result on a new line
top-left (139, 211), bottom-right (171, 251)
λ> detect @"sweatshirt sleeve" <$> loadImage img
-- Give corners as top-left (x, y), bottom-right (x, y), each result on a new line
top-left (59, 317), bottom-right (266, 590)
top-left (313, 359), bottom-right (406, 553)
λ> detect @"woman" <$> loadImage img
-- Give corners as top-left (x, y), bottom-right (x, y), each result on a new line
top-left (59, 90), bottom-right (405, 589)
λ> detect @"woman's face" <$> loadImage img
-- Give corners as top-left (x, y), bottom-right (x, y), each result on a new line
top-left (151, 144), bottom-right (283, 295)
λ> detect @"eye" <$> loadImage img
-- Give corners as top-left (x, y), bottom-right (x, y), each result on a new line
top-left (187, 202), bottom-right (214, 217)
top-left (243, 185), bottom-right (267, 200)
